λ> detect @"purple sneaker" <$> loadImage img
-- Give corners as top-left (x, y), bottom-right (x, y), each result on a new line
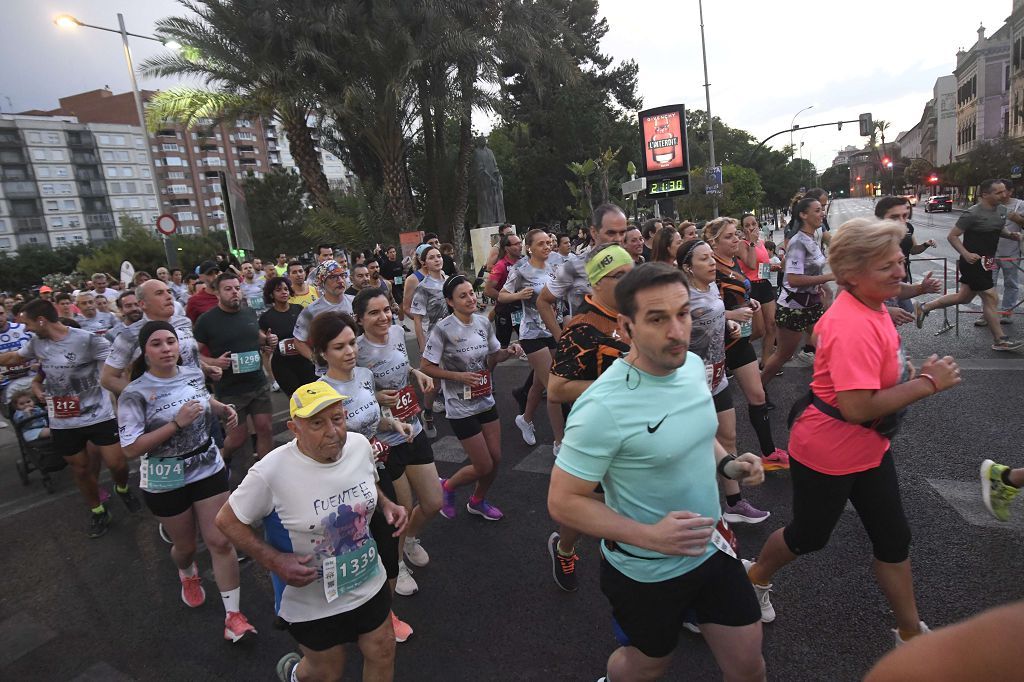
top-left (722, 499), bottom-right (770, 525)
top-left (466, 498), bottom-right (503, 521)
top-left (439, 478), bottom-right (456, 519)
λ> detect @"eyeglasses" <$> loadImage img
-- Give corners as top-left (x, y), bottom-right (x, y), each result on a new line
top-left (325, 273), bottom-right (345, 281)
top-left (604, 271), bottom-right (628, 281)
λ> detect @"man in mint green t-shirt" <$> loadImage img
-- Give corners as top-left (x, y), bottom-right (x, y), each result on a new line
top-left (548, 263), bottom-right (766, 682)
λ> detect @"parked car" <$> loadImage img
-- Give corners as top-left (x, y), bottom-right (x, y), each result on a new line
top-left (924, 195), bottom-right (953, 213)
top-left (901, 194), bottom-right (918, 206)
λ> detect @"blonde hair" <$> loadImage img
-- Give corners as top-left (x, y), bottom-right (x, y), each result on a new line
top-left (828, 218), bottom-right (906, 287)
top-left (702, 217), bottom-right (738, 244)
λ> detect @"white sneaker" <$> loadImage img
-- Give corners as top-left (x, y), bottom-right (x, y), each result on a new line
top-left (403, 536), bottom-right (429, 567)
top-left (432, 398), bottom-right (445, 413)
top-left (271, 381), bottom-right (281, 392)
top-left (892, 621), bottom-right (931, 647)
top-left (741, 559), bottom-right (775, 623)
top-left (514, 415), bottom-right (537, 446)
top-left (791, 350), bottom-right (815, 367)
top-left (395, 561), bottom-right (418, 596)
top-left (553, 442), bottom-right (561, 458)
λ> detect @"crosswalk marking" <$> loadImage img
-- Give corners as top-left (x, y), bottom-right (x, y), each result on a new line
top-left (926, 478), bottom-right (1024, 533)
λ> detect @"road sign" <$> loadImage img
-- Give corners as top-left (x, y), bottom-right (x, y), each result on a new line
top-left (705, 166), bottom-right (723, 195)
top-left (621, 177), bottom-right (647, 195)
top-left (155, 213), bottom-right (179, 236)
top-left (1012, 165), bottom-right (1022, 180)
top-left (858, 113), bottom-right (873, 136)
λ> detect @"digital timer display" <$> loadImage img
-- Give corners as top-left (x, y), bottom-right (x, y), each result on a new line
top-left (648, 177), bottom-right (689, 196)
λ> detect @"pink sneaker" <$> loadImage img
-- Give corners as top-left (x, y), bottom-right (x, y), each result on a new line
top-left (180, 574), bottom-right (205, 608)
top-left (224, 611), bottom-right (258, 643)
top-left (391, 611), bottom-right (413, 643)
top-left (761, 449), bottom-right (790, 471)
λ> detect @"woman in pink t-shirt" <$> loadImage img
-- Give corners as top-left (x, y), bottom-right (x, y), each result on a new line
top-left (744, 219), bottom-right (962, 645)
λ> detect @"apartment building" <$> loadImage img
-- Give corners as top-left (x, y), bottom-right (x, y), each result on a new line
top-left (954, 23), bottom-right (1011, 160)
top-left (266, 119), bottom-right (353, 192)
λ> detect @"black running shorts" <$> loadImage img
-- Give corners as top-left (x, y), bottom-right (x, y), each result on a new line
top-left (282, 584), bottom-right (391, 651)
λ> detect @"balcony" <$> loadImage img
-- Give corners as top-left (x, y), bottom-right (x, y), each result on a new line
top-left (14, 217), bottom-right (44, 233)
top-left (237, 146), bottom-right (256, 155)
top-left (0, 150), bottom-right (27, 164)
top-left (71, 152), bottom-right (98, 165)
top-left (267, 143), bottom-right (278, 151)
top-left (77, 181), bottom-right (106, 197)
top-left (2, 181), bottom-right (38, 198)
top-left (156, 129), bottom-right (178, 138)
top-left (75, 167), bottom-right (102, 181)
top-left (66, 132), bottom-right (95, 147)
top-left (0, 132), bottom-right (21, 147)
top-left (1, 166), bottom-right (32, 181)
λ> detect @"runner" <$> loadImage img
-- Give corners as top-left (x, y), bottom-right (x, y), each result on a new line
top-left (873, 197), bottom-right (941, 321)
top-left (185, 260), bottom-right (222, 322)
top-left (169, 268), bottom-right (189, 305)
top-left (915, 179), bottom-right (1024, 349)
top-left (408, 245), bottom-right (448, 434)
top-left (623, 226), bottom-right (646, 264)
top-left (353, 288), bottom-right (442, 599)
top-left (380, 245), bottom-right (406, 313)
top-left (737, 214), bottom-right (780, 368)
top-left (0, 298), bottom-right (141, 537)
top-left (498, 229), bottom-right (565, 453)
top-left (704, 219), bottom-right (790, 471)
top-left (287, 261), bottom-right (319, 308)
top-left (193, 272), bottom-right (277, 465)
top-left (545, 244), bottom-right (633, 592)
top-left (419, 275), bottom-right (521, 521)
top-left (484, 233), bottom-right (525, 348)
top-left (215, 381), bottom-right (407, 682)
top-left (240, 261), bottom-right (267, 314)
top-left (548, 262), bottom-right (766, 682)
top-left (308, 311), bottom-right (416, 641)
top-left (106, 289), bottom-right (143, 343)
top-left (651, 225), bottom-right (682, 265)
top-left (74, 291), bottom-right (117, 336)
top-left (679, 237), bottom-right (771, 524)
top-left (0, 305), bottom-right (35, 405)
top-left (980, 459), bottom-right (1023, 521)
top-left (760, 196), bottom-right (833, 387)
top-left (117, 321), bottom-right (257, 642)
top-left (744, 219), bottom-right (960, 644)
top-left (259, 276), bottom-right (316, 397)
top-left (293, 260), bottom-right (353, 372)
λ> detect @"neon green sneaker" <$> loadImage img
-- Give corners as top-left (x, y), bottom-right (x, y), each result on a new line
top-left (980, 459), bottom-right (1020, 522)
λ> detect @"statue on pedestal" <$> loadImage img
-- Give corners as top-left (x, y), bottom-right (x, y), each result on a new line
top-left (474, 137), bottom-right (506, 225)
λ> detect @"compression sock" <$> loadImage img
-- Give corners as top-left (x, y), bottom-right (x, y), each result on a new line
top-left (178, 563), bottom-right (198, 579)
top-left (726, 493), bottom-right (742, 507)
top-left (1002, 468), bottom-right (1021, 488)
top-left (221, 587), bottom-right (240, 614)
top-left (469, 494), bottom-right (483, 505)
top-left (115, 484), bottom-right (129, 494)
top-left (91, 504), bottom-right (105, 514)
top-left (748, 403), bottom-right (776, 454)
top-left (441, 479), bottom-right (454, 493)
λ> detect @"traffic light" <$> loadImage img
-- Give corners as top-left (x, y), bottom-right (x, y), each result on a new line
top-left (881, 156), bottom-right (890, 166)
top-left (859, 113), bottom-right (873, 136)
top-left (929, 175), bottom-right (939, 184)
top-left (856, 176), bottom-right (862, 182)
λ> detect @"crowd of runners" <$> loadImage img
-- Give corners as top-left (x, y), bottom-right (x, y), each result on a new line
top-left (1, 183), bottom-right (1022, 681)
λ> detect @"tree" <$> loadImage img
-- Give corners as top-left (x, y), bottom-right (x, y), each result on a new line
top-left (0, 244), bottom-right (92, 292)
top-left (904, 158), bottom-right (934, 189)
top-left (820, 164), bottom-right (849, 196)
top-left (243, 169), bottom-right (311, 256)
top-left (673, 164), bottom-right (764, 220)
top-left (77, 218), bottom-right (227, 280)
top-left (684, 110), bottom-right (756, 169)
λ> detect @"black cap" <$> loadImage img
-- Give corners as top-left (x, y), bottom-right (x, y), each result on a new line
top-left (198, 260), bottom-right (219, 274)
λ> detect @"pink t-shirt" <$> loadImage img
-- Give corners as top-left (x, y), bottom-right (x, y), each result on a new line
top-left (789, 290), bottom-right (906, 475)
top-left (739, 240), bottom-right (770, 282)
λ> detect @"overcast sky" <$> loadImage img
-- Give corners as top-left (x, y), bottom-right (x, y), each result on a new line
top-left (0, 0), bottom-right (1009, 172)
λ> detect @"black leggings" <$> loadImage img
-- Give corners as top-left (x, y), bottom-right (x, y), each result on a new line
top-left (783, 450), bottom-right (911, 564)
top-left (369, 471), bottom-right (400, 580)
top-left (494, 308), bottom-right (516, 348)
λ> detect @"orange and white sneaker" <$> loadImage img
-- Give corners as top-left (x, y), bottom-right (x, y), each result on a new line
top-left (761, 449), bottom-right (790, 472)
top-left (224, 611), bottom-right (258, 643)
top-left (391, 611), bottom-right (413, 643)
top-left (180, 574), bottom-right (206, 608)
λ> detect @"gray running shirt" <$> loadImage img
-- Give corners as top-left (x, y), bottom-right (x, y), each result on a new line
top-left (241, 281), bottom-right (267, 313)
top-left (319, 368), bottom-right (382, 440)
top-left (421, 313), bottom-right (500, 419)
top-left (293, 295), bottom-right (355, 343)
top-left (503, 260), bottom-right (556, 340)
top-left (356, 326), bottom-right (423, 446)
top-left (545, 250), bottom-right (590, 316)
top-left (117, 366), bottom-right (224, 491)
top-left (687, 283), bottom-right (728, 395)
top-left (408, 275), bottom-right (449, 335)
top-left (75, 311), bottom-right (118, 335)
top-left (105, 314), bottom-right (200, 371)
top-left (18, 326), bottom-right (115, 429)
top-left (779, 231), bottom-right (826, 309)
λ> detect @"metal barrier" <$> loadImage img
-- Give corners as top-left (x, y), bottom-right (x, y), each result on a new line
top-left (908, 256), bottom-right (953, 335)
top-left (953, 256), bottom-right (1024, 336)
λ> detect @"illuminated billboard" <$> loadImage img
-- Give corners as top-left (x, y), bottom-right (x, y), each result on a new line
top-left (638, 104), bottom-right (690, 177)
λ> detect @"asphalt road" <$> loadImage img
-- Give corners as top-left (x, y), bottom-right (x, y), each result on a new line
top-left (2, 287), bottom-right (1023, 681)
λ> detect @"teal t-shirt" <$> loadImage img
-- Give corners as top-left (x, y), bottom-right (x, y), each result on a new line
top-left (555, 354), bottom-right (720, 583)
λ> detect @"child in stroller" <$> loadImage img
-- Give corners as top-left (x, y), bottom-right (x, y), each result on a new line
top-left (10, 389), bottom-right (50, 441)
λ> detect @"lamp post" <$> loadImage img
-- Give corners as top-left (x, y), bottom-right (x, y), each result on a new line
top-left (790, 105), bottom-right (814, 161)
top-left (697, 0), bottom-right (718, 218)
top-left (54, 12), bottom-right (179, 267)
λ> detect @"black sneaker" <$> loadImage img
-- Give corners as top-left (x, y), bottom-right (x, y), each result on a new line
top-left (88, 508), bottom-right (112, 538)
top-left (548, 531), bottom-right (578, 592)
top-left (117, 487), bottom-right (142, 513)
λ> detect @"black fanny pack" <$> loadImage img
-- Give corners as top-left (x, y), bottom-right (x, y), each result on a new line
top-left (171, 436), bottom-right (214, 460)
top-left (788, 391), bottom-right (906, 439)
top-left (782, 287), bottom-right (822, 308)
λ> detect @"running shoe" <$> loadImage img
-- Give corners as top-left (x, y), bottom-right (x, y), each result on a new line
top-left (395, 561), bottom-right (418, 596)
top-left (892, 621), bottom-right (931, 647)
top-left (723, 500), bottom-right (771, 524)
top-left (439, 478), bottom-right (456, 519)
top-left (272, 381), bottom-right (281, 392)
top-left (467, 498), bottom-right (503, 521)
top-left (514, 414), bottom-right (537, 446)
top-left (276, 652), bottom-right (301, 682)
top-left (553, 442), bottom-right (561, 458)
top-left (682, 620), bottom-right (702, 634)
top-left (224, 611), bottom-right (258, 643)
top-left (391, 611), bottom-right (413, 643)
top-left (158, 523), bottom-right (173, 544)
top-left (980, 459), bottom-right (1020, 521)
top-left (403, 536), bottom-right (429, 567)
top-left (992, 337), bottom-right (1023, 351)
top-left (117, 487), bottom-right (142, 513)
top-left (422, 411), bottom-right (437, 439)
top-left (974, 318), bottom-right (988, 327)
top-left (914, 301), bottom-right (929, 329)
top-left (791, 350), bottom-right (815, 367)
top-left (741, 559), bottom-right (775, 623)
top-left (432, 397), bottom-right (445, 413)
top-left (180, 573), bottom-right (206, 608)
top-left (88, 508), bottom-right (111, 539)
top-left (1000, 310), bottom-right (1013, 325)
top-left (548, 531), bottom-right (578, 592)
top-left (761, 449), bottom-right (790, 472)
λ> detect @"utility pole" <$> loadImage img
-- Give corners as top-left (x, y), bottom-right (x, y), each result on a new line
top-left (698, 0), bottom-right (718, 218)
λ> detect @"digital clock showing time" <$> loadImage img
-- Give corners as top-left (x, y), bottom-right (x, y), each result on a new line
top-left (648, 176), bottom-right (689, 196)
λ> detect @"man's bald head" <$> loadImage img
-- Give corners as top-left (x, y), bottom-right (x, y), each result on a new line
top-left (137, 279), bottom-right (175, 319)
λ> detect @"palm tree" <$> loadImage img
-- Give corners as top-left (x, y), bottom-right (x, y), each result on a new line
top-left (141, 0), bottom-right (335, 211)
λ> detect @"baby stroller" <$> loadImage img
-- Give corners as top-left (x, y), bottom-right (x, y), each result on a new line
top-left (4, 395), bottom-right (65, 493)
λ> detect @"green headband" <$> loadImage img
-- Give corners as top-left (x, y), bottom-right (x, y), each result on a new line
top-left (585, 245), bottom-right (633, 286)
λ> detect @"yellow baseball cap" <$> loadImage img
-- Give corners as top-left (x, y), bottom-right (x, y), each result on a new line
top-left (289, 382), bottom-right (347, 419)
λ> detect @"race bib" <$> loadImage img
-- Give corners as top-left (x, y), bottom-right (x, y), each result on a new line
top-left (230, 350), bottom-right (262, 374)
top-left (511, 308), bottom-right (524, 326)
top-left (278, 338), bottom-right (299, 356)
top-left (739, 320), bottom-right (752, 338)
top-left (4, 363), bottom-right (31, 379)
top-left (461, 371), bottom-right (492, 400)
top-left (981, 256), bottom-right (999, 271)
top-left (47, 395), bottom-right (80, 419)
top-left (710, 518), bottom-right (738, 559)
top-left (323, 538), bottom-right (380, 603)
top-left (139, 456), bottom-right (185, 491)
top-left (391, 385), bottom-right (421, 420)
top-left (394, 275), bottom-right (404, 285)
top-left (248, 296), bottom-right (266, 312)
top-left (704, 360), bottom-right (726, 391)
top-left (757, 263), bottom-right (771, 280)
top-left (369, 437), bottom-right (391, 465)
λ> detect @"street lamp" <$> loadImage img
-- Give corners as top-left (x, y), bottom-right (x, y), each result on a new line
top-left (790, 105), bottom-right (814, 160)
top-left (53, 12), bottom-right (179, 266)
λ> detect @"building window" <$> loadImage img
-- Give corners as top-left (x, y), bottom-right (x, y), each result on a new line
top-left (0, 238), bottom-right (10, 249)
top-left (51, 217), bottom-right (63, 228)
top-left (44, 200), bottom-right (59, 212)
top-left (32, 149), bottom-right (46, 161)
top-left (161, 143), bottom-right (179, 152)
top-left (55, 235), bottom-right (67, 245)
top-left (28, 236), bottom-right (39, 244)
top-left (99, 135), bottom-right (111, 145)
top-left (37, 167), bottom-right (50, 178)
top-left (113, 135), bottom-right (125, 145)
top-left (168, 171), bottom-right (185, 179)
top-left (59, 183), bottom-right (73, 195)
top-left (106, 167), bottom-right (118, 178)
top-left (73, 235), bottom-right (84, 243)
top-left (50, 150), bottom-right (65, 161)
top-left (62, 199), bottom-right (75, 210)
top-left (67, 217), bottom-right (80, 227)
top-left (141, 168), bottom-right (151, 178)
top-left (102, 151), bottom-right (115, 161)
top-left (55, 167), bottom-right (68, 177)
top-left (41, 184), bottom-right (54, 195)
top-left (135, 136), bottom-right (145, 148)
top-left (45, 132), bottom-right (60, 144)
top-left (116, 151), bottom-right (130, 161)
top-left (121, 167), bottom-right (134, 177)
top-left (28, 132), bottom-right (41, 143)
